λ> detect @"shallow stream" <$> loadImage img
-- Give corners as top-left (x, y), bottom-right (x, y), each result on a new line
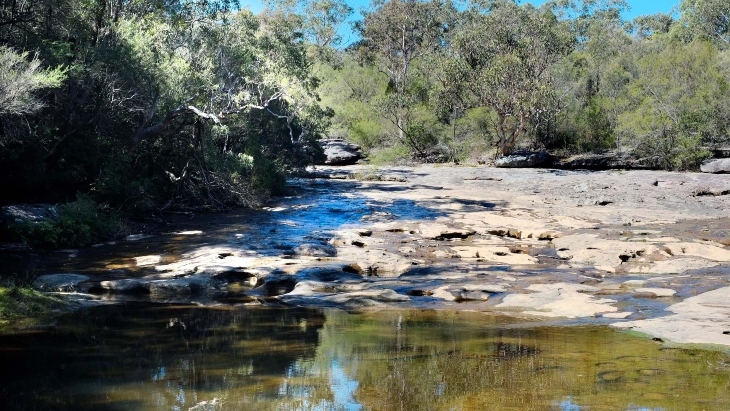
top-left (2, 172), bottom-right (730, 410)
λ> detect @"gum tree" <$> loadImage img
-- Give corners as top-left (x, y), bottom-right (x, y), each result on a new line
top-left (439, 0), bottom-right (573, 155)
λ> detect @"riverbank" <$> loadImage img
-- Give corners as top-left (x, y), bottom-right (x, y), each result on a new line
top-left (11, 164), bottom-right (730, 348)
top-left (0, 285), bottom-right (65, 327)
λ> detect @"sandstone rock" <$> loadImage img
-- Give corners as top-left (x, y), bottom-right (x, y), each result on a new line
top-left (555, 153), bottom-right (648, 170)
top-left (496, 283), bottom-right (618, 318)
top-left (431, 286), bottom-right (458, 301)
top-left (494, 152), bottom-right (552, 168)
top-left (613, 286), bottom-right (730, 345)
top-left (538, 231), bottom-right (561, 240)
top-left (417, 223), bottom-right (475, 240)
top-left (320, 139), bottom-right (363, 166)
top-left (33, 274), bottom-right (90, 292)
top-left (134, 255), bottom-right (162, 266)
top-left (700, 158), bottom-right (730, 174)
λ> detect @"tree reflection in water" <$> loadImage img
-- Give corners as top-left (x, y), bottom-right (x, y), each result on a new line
top-left (0, 306), bottom-right (728, 410)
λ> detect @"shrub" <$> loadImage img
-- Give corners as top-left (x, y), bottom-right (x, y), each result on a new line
top-left (12, 195), bottom-right (122, 248)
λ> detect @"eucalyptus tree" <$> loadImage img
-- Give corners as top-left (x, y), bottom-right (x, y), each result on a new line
top-left (680, 0), bottom-right (730, 47)
top-left (439, 0), bottom-right (573, 155)
top-left (355, 0), bottom-right (455, 153)
top-left (546, 0), bottom-right (633, 151)
top-left (616, 38), bottom-right (726, 169)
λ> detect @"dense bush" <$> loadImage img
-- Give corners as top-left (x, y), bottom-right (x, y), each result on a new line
top-left (10, 196), bottom-right (123, 248)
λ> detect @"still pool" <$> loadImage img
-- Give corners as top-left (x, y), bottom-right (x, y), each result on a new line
top-left (0, 305), bottom-right (728, 410)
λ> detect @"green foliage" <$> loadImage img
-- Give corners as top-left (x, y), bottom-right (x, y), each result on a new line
top-left (439, 0), bottom-right (574, 155)
top-left (11, 196), bottom-right (122, 248)
top-left (680, 0), bottom-right (730, 47)
top-left (0, 1), bottom-right (331, 212)
top-left (617, 39), bottom-right (726, 169)
top-left (0, 46), bottom-right (66, 116)
top-left (367, 143), bottom-right (412, 165)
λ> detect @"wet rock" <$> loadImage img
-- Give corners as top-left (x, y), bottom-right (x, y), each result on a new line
top-left (700, 158), bottom-right (730, 174)
top-left (32, 274), bottom-right (90, 292)
top-left (320, 139), bottom-right (364, 166)
top-left (324, 289), bottom-right (410, 305)
top-left (97, 279), bottom-right (151, 294)
top-left (494, 152), bottom-right (552, 168)
top-left (254, 275), bottom-right (297, 296)
top-left (431, 286), bottom-right (459, 301)
top-left (634, 288), bottom-right (676, 298)
top-left (148, 276), bottom-right (214, 295)
top-left (295, 243), bottom-right (337, 257)
top-left (431, 283), bottom-right (508, 302)
top-left (621, 280), bottom-right (647, 288)
top-left (213, 270), bottom-right (257, 285)
top-left (295, 266), bottom-right (362, 282)
top-left (456, 290), bottom-right (492, 301)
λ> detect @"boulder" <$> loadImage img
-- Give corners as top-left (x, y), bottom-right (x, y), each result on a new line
top-left (494, 152), bottom-right (552, 168)
top-left (700, 158), bottom-right (730, 174)
top-left (320, 139), bottom-right (363, 166)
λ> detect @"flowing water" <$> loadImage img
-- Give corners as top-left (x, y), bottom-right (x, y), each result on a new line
top-left (0, 305), bottom-right (728, 411)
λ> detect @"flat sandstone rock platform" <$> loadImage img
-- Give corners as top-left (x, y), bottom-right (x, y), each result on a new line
top-left (41, 164), bottom-right (730, 348)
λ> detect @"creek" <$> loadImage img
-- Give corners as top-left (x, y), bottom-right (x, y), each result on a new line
top-left (2, 167), bottom-right (730, 410)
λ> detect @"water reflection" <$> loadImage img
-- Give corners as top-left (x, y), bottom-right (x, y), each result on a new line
top-left (0, 306), bottom-right (728, 410)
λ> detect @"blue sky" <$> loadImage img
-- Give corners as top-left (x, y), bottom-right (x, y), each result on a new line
top-left (240, 0), bottom-right (681, 46)
top-left (241, 0), bottom-right (681, 18)
top-left (526, 0), bottom-right (680, 19)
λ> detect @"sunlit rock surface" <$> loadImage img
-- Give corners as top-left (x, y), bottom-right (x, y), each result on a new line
top-left (30, 164), bottom-right (730, 347)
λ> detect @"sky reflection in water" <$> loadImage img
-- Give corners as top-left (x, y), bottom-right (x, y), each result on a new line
top-left (0, 306), bottom-right (727, 410)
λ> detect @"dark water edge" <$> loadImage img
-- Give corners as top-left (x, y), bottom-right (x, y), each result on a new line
top-left (0, 304), bottom-right (728, 411)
